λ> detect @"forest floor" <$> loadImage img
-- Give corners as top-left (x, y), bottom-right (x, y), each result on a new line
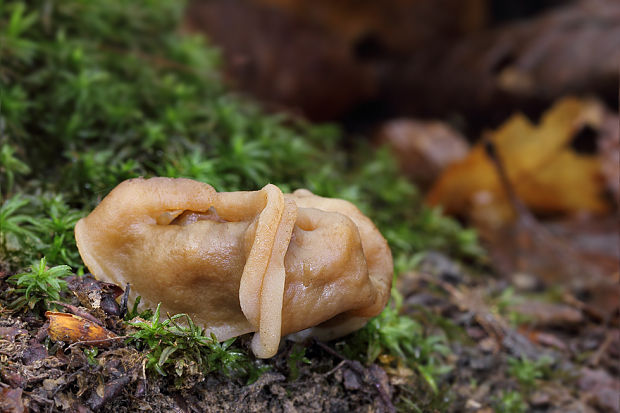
top-left (1, 248), bottom-right (618, 413)
top-left (2, 1), bottom-right (618, 412)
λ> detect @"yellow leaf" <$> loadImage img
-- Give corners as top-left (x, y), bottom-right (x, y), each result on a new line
top-left (427, 97), bottom-right (609, 222)
top-left (45, 311), bottom-right (118, 347)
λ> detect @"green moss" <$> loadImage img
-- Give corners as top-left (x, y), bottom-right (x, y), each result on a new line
top-left (493, 390), bottom-right (528, 413)
top-left (127, 303), bottom-right (266, 383)
top-left (1, 0), bottom-right (481, 267)
top-left (6, 257), bottom-right (71, 313)
top-left (287, 343), bottom-right (311, 382)
top-left (508, 355), bottom-right (554, 390)
top-left (339, 289), bottom-right (452, 394)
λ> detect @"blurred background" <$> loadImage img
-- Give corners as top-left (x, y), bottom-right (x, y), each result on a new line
top-left (183, 0), bottom-right (620, 299)
top-left (184, 0), bottom-right (618, 128)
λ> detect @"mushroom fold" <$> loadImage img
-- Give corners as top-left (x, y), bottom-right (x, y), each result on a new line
top-left (75, 177), bottom-right (392, 358)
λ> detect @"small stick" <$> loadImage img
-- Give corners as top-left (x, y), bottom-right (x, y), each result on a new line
top-left (484, 139), bottom-right (611, 292)
top-left (50, 366), bottom-right (89, 405)
top-left (589, 330), bottom-right (615, 366)
top-left (483, 140), bottom-right (531, 220)
top-left (66, 335), bottom-right (129, 349)
top-left (325, 360), bottom-right (347, 376)
top-left (418, 272), bottom-right (507, 342)
top-left (313, 338), bottom-right (346, 361)
top-left (48, 301), bottom-right (104, 326)
top-left (119, 283), bottom-right (131, 318)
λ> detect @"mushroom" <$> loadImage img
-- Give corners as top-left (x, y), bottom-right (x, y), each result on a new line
top-left (75, 177), bottom-right (392, 358)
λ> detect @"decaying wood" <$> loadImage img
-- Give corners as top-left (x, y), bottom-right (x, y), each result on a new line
top-left (389, 0), bottom-right (620, 124)
top-left (185, 0), bottom-right (618, 125)
top-left (184, 0), bottom-right (488, 120)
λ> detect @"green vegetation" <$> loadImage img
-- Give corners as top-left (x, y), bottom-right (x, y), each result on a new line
top-left (0, 195), bottom-right (39, 263)
top-left (124, 295), bottom-right (153, 321)
top-left (0, 194), bottom-right (84, 268)
top-left (508, 355), bottom-right (554, 390)
top-left (287, 344), bottom-right (311, 381)
top-left (489, 355), bottom-right (555, 412)
top-left (83, 347), bottom-right (99, 366)
top-left (1, 0), bottom-right (481, 267)
top-left (492, 287), bottom-right (534, 327)
top-left (127, 303), bottom-right (267, 384)
top-left (340, 289), bottom-right (452, 394)
top-left (0, 143), bottom-right (30, 195)
top-left (1, 0), bottom-right (482, 392)
top-left (6, 257), bottom-right (71, 312)
top-left (493, 390), bottom-right (528, 413)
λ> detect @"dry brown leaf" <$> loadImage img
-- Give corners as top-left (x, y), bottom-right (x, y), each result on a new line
top-left (426, 97), bottom-right (610, 223)
top-left (0, 388), bottom-right (26, 413)
top-left (46, 311), bottom-right (118, 347)
top-left (376, 119), bottom-right (469, 189)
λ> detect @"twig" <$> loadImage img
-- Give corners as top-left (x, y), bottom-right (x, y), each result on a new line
top-left (484, 140), bottom-right (531, 221)
top-left (484, 139), bottom-right (612, 292)
top-left (589, 329), bottom-right (615, 367)
top-left (120, 283), bottom-right (131, 319)
top-left (313, 338), bottom-right (345, 361)
top-left (21, 389), bottom-right (54, 405)
top-left (48, 301), bottom-right (104, 326)
top-left (325, 359), bottom-right (347, 377)
top-left (417, 271), bottom-right (541, 360)
top-left (419, 271), bottom-right (507, 343)
top-left (562, 293), bottom-right (604, 322)
top-left (49, 366), bottom-right (90, 413)
top-left (66, 335), bottom-right (129, 349)
top-left (141, 357), bottom-right (148, 398)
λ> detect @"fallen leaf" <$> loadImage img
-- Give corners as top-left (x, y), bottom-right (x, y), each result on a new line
top-left (66, 274), bottom-right (123, 317)
top-left (21, 340), bottom-right (48, 365)
top-left (510, 301), bottom-right (583, 327)
top-left (343, 367), bottom-right (362, 390)
top-left (529, 382), bottom-right (579, 409)
top-left (0, 388), bottom-right (25, 413)
top-left (427, 97), bottom-right (610, 224)
top-left (0, 326), bottom-right (26, 341)
top-left (523, 331), bottom-right (567, 351)
top-left (597, 109), bottom-right (620, 205)
top-left (45, 311), bottom-right (119, 347)
top-left (482, 214), bottom-right (620, 317)
top-left (86, 375), bottom-right (133, 411)
top-left (578, 368), bottom-right (620, 412)
top-left (376, 119), bottom-right (469, 188)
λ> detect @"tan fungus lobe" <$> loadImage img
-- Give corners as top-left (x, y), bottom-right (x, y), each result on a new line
top-left (74, 177), bottom-right (392, 358)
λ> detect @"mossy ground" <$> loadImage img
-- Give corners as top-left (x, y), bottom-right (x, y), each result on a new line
top-left (2, 252), bottom-right (616, 412)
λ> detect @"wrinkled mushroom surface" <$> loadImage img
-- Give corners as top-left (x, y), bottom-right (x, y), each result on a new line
top-left (75, 177), bottom-right (392, 358)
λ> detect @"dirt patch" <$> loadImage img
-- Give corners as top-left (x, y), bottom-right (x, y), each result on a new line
top-left (1, 254), bottom-right (618, 412)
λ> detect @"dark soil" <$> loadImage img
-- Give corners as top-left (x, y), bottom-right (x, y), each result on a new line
top-left (1, 253), bottom-right (618, 413)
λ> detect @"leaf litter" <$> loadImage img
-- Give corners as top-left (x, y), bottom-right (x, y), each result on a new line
top-left (2, 240), bottom-right (618, 412)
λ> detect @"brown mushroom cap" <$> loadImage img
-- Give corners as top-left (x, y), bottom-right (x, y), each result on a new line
top-left (75, 177), bottom-right (392, 358)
